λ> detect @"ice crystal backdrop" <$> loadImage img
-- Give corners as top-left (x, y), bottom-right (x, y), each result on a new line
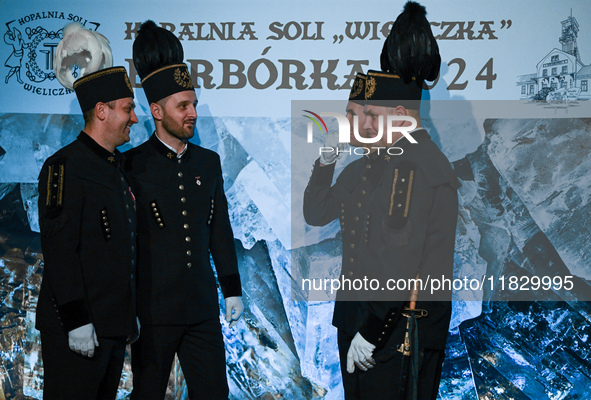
top-left (1, 0), bottom-right (591, 398)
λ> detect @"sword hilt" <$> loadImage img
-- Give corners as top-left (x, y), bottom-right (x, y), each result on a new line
top-left (397, 273), bottom-right (424, 356)
top-left (397, 320), bottom-right (412, 356)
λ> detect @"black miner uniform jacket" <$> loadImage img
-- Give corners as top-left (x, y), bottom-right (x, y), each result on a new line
top-left (304, 128), bottom-right (460, 354)
top-left (124, 134), bottom-right (241, 326)
top-left (36, 132), bottom-right (137, 337)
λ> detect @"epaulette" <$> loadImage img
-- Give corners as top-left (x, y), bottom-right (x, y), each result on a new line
top-left (44, 157), bottom-right (67, 219)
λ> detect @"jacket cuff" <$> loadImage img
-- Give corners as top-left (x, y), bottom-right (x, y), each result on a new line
top-left (219, 274), bottom-right (242, 298)
top-left (358, 313), bottom-right (385, 346)
top-left (358, 308), bottom-right (401, 349)
top-left (308, 159), bottom-right (336, 186)
top-left (58, 299), bottom-right (92, 332)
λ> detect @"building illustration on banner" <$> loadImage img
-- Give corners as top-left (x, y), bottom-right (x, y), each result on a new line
top-left (517, 10), bottom-right (590, 101)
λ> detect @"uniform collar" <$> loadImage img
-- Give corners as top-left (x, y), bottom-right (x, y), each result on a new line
top-left (77, 131), bottom-right (122, 166)
top-left (155, 132), bottom-right (188, 158)
top-left (149, 133), bottom-right (190, 161)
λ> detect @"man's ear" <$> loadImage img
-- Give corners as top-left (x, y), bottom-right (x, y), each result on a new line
top-left (150, 102), bottom-right (162, 121)
top-left (95, 102), bottom-right (108, 121)
top-left (394, 105), bottom-right (408, 116)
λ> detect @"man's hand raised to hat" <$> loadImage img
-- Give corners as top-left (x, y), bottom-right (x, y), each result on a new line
top-left (319, 131), bottom-right (348, 166)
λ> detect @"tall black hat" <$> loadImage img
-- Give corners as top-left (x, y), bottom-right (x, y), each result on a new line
top-left (371, 1), bottom-right (440, 102)
top-left (132, 20), bottom-right (194, 104)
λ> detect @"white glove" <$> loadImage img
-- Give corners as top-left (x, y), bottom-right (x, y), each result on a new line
top-left (319, 131), bottom-right (349, 165)
top-left (68, 323), bottom-right (99, 358)
top-left (225, 296), bottom-right (244, 328)
top-left (346, 332), bottom-right (376, 373)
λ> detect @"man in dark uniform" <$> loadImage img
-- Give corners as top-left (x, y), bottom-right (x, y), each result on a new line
top-left (308, 72), bottom-right (371, 396)
top-left (36, 24), bottom-right (139, 399)
top-left (304, 2), bottom-right (460, 399)
top-left (126, 21), bottom-right (243, 400)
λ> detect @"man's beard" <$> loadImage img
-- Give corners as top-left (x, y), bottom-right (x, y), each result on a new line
top-left (162, 113), bottom-right (195, 141)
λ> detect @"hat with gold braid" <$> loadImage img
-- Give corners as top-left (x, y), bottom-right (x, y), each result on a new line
top-left (132, 20), bottom-right (194, 104)
top-left (364, 70), bottom-right (422, 104)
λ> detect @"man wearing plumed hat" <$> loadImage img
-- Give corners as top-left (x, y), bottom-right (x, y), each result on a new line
top-left (36, 22), bottom-right (139, 399)
top-left (304, 2), bottom-right (460, 399)
top-left (125, 20), bottom-right (244, 400)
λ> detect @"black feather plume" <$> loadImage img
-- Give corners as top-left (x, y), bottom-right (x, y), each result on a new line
top-left (380, 1), bottom-right (441, 85)
top-left (132, 20), bottom-right (184, 79)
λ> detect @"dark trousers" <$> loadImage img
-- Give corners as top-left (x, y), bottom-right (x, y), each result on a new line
top-left (40, 331), bottom-right (126, 400)
top-left (131, 319), bottom-right (229, 400)
top-left (338, 330), bottom-right (445, 400)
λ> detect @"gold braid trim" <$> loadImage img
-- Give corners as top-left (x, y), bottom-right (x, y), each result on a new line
top-left (367, 71), bottom-right (416, 80)
top-left (141, 64), bottom-right (188, 83)
top-left (73, 67), bottom-right (127, 89)
top-left (46, 165), bottom-right (53, 206)
top-left (388, 169), bottom-right (399, 216)
top-left (57, 164), bottom-right (65, 206)
top-left (403, 170), bottom-right (414, 218)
